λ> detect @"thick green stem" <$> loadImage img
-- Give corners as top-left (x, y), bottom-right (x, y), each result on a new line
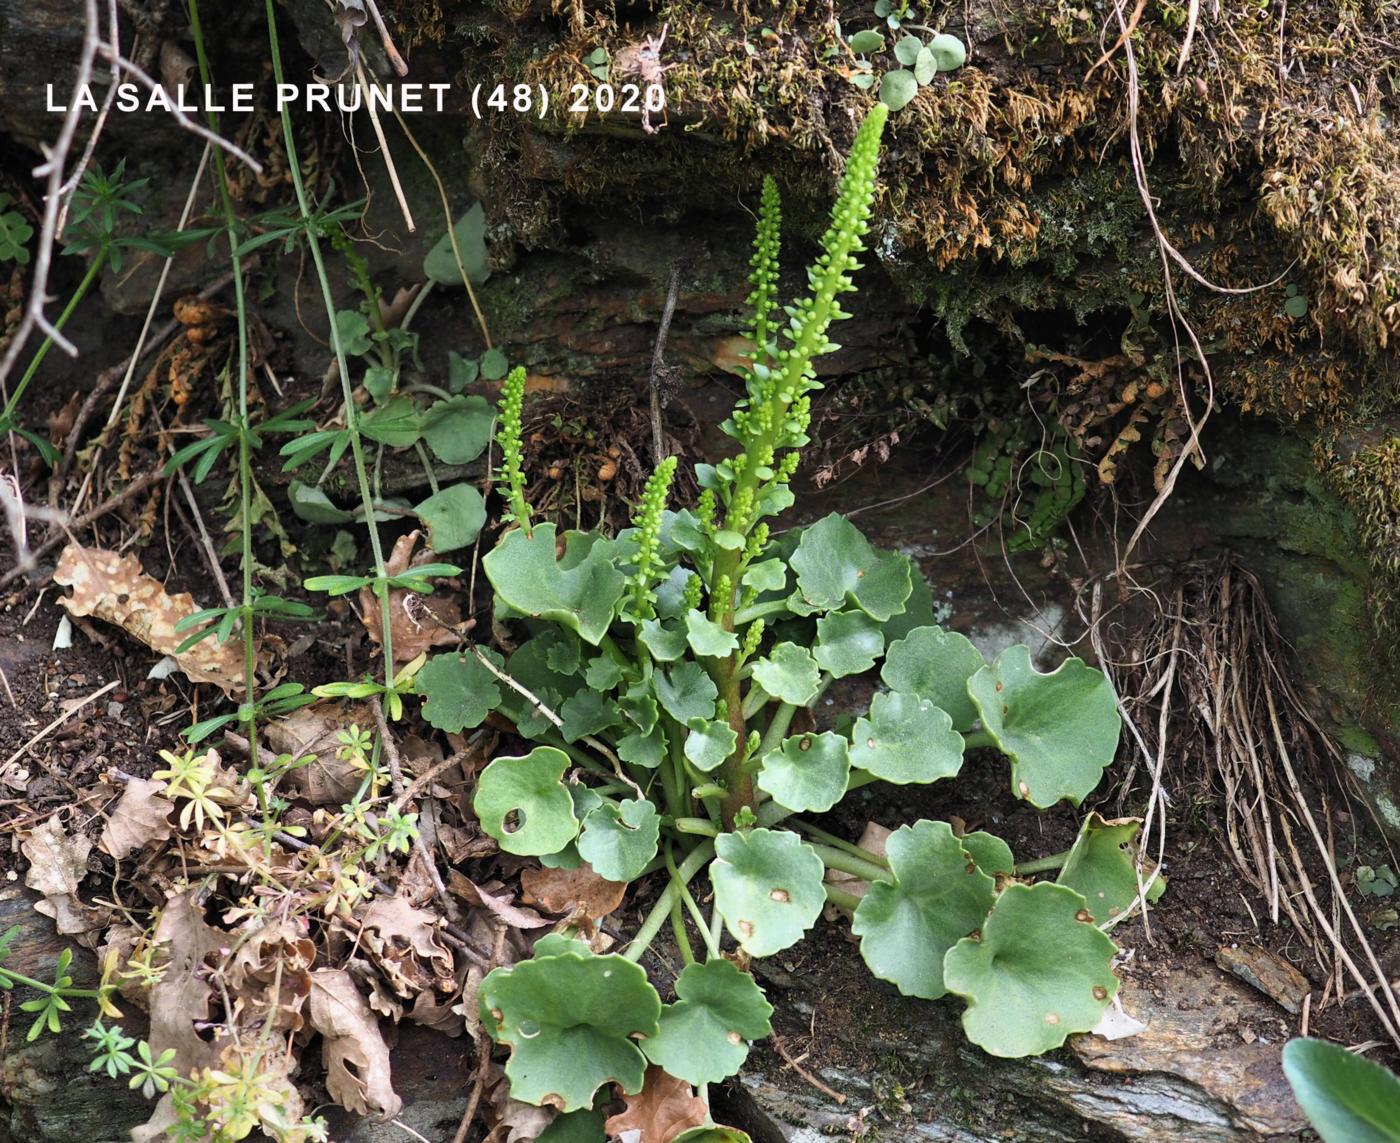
top-left (756, 701), bottom-right (799, 759)
top-left (793, 820), bottom-right (890, 868)
top-left (624, 840), bottom-right (714, 962)
top-left (1014, 851), bottom-right (1071, 875)
top-left (961, 728), bottom-right (996, 751)
top-left (824, 884), bottom-right (863, 912)
top-left (807, 843), bottom-right (892, 885)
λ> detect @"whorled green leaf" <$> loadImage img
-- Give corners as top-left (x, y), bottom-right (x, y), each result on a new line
top-left (755, 732), bottom-right (850, 813)
top-left (484, 523), bottom-right (626, 645)
top-left (943, 882), bottom-right (1119, 1057)
top-left (686, 610), bottom-right (739, 658)
top-left (712, 829), bottom-right (826, 957)
top-left (881, 625), bottom-right (985, 731)
top-left (685, 717), bottom-right (739, 772)
top-left (749, 643), bottom-right (820, 705)
top-left (416, 649), bottom-right (502, 732)
top-left (852, 821), bottom-right (996, 999)
top-left (479, 947), bottom-right (660, 1110)
top-left (849, 691), bottom-right (964, 785)
top-left (1283, 1037), bottom-right (1400, 1143)
top-left (960, 831), bottom-right (1015, 879)
top-left (415, 483), bottom-right (486, 552)
top-left (577, 798), bottom-right (660, 882)
top-left (1056, 813), bottom-right (1165, 926)
top-left (814, 610), bottom-right (883, 678)
top-left (968, 646), bottom-right (1121, 808)
top-left (642, 959), bottom-right (774, 1086)
top-left (421, 394), bottom-right (494, 465)
top-left (788, 514), bottom-right (912, 621)
top-left (473, 746), bottom-right (580, 856)
top-left (656, 661), bottom-right (719, 723)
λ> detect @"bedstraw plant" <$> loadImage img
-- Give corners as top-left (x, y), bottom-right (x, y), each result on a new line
top-left (413, 100), bottom-right (1155, 1135)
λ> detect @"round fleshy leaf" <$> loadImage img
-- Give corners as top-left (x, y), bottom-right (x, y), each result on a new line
top-left (851, 821), bottom-right (996, 999)
top-left (942, 882), bottom-right (1119, 1057)
top-left (656, 661), bottom-right (719, 723)
top-left (415, 483), bottom-right (486, 552)
top-left (849, 691), bottom-right (964, 784)
top-left (473, 747), bottom-right (580, 856)
top-left (642, 959), bottom-right (774, 1086)
top-left (788, 514), bottom-right (912, 621)
top-left (577, 798), bottom-right (660, 882)
top-left (559, 690), bottom-right (622, 743)
top-left (1283, 1037), bottom-right (1400, 1143)
top-left (881, 626), bottom-right (985, 731)
top-left (928, 32), bottom-right (967, 70)
top-left (711, 829), bottom-right (826, 957)
top-left (483, 523), bottom-right (625, 645)
top-left (639, 618), bottom-right (687, 662)
top-left (536, 1108), bottom-right (606, 1142)
top-left (878, 68), bottom-right (919, 111)
top-left (673, 1130), bottom-right (753, 1143)
top-left (749, 643), bottom-right (820, 705)
top-left (685, 718), bottom-right (739, 772)
top-left (968, 646), bottom-right (1122, 808)
top-left (479, 949), bottom-right (661, 1110)
top-left (814, 610), bottom-right (883, 678)
top-left (755, 732), bottom-right (850, 813)
top-left (416, 650), bottom-right (502, 733)
top-left (685, 610), bottom-right (739, 658)
top-left (960, 831), bottom-right (1015, 878)
top-left (421, 394), bottom-right (494, 464)
top-left (1055, 813), bottom-right (1165, 925)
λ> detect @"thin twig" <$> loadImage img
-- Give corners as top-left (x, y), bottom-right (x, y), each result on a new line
top-left (770, 1031), bottom-right (846, 1104)
top-left (649, 264), bottom-right (681, 466)
top-left (451, 921), bottom-right (509, 1143)
top-left (355, 60), bottom-right (415, 232)
top-left (2, 680), bottom-right (119, 775)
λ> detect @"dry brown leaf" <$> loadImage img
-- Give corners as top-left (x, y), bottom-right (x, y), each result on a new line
top-left (148, 891), bottom-right (234, 1073)
top-left (448, 870), bottom-right (551, 929)
top-left (359, 531), bottom-right (467, 664)
top-left (521, 862), bottom-right (627, 921)
top-left (22, 815), bottom-right (109, 937)
top-left (100, 777), bottom-right (175, 860)
top-left (53, 542), bottom-right (246, 695)
top-left (487, 1065), bottom-right (556, 1143)
top-left (308, 968), bottom-right (404, 1119)
top-left (406, 986), bottom-right (467, 1036)
top-left (264, 701), bottom-right (369, 805)
top-left (359, 895), bottom-right (457, 998)
top-left (604, 1066), bottom-right (708, 1142)
top-left (227, 919), bottom-right (317, 1032)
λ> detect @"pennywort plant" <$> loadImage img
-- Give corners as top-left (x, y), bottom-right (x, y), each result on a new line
top-left (414, 101), bottom-right (1155, 1128)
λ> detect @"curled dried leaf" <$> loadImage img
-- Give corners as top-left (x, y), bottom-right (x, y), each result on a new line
top-left (308, 968), bottom-right (403, 1119)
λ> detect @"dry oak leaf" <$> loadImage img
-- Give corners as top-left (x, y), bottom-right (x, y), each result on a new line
top-left (53, 542), bottom-right (246, 695)
top-left (448, 869), bottom-right (551, 929)
top-left (520, 862), bottom-right (627, 921)
top-left (226, 919), bottom-right (317, 1032)
top-left (22, 814), bottom-right (110, 937)
top-left (604, 1066), bottom-right (708, 1143)
top-left (308, 967), bottom-right (403, 1120)
top-left (486, 1063), bottom-right (556, 1143)
top-left (147, 891), bottom-right (235, 1074)
top-left (359, 895), bottom-right (457, 998)
top-left (264, 700), bottom-right (371, 806)
top-left (100, 777), bottom-right (175, 860)
top-left (359, 530), bottom-right (467, 664)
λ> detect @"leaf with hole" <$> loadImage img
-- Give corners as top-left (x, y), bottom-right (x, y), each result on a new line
top-left (1283, 1037), bottom-right (1400, 1143)
top-left (852, 820), bottom-right (996, 999)
top-left (577, 798), bottom-right (659, 882)
top-left (881, 625), bottom-right (985, 731)
top-left (484, 523), bottom-right (626, 645)
top-left (750, 642), bottom-right (820, 705)
top-left (421, 394), bottom-right (494, 464)
top-left (789, 514), bottom-right (912, 620)
top-left (415, 483), bottom-right (486, 553)
top-left (473, 746), bottom-right (580, 856)
top-left (416, 649), bottom-right (502, 732)
top-left (1056, 813), bottom-right (1164, 926)
top-left (479, 946), bottom-right (660, 1110)
top-left (814, 610), bottom-right (883, 677)
top-left (711, 829), bottom-right (826, 956)
top-left (968, 646), bottom-right (1121, 807)
top-left (423, 202), bottom-right (490, 287)
top-left (756, 732), bottom-right (850, 813)
top-left (643, 959), bottom-right (774, 1085)
top-left (943, 882), bottom-right (1119, 1057)
top-left (850, 691), bottom-right (964, 784)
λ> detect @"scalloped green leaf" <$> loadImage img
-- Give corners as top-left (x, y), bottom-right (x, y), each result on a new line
top-left (961, 831), bottom-right (1015, 878)
top-left (479, 948), bottom-right (660, 1110)
top-left (473, 746), bottom-right (580, 856)
top-left (639, 618), bottom-right (687, 662)
top-left (686, 610), bottom-right (739, 658)
top-left (415, 483), bottom-right (486, 552)
top-left (673, 1129), bottom-right (753, 1143)
top-left (788, 514), bottom-right (912, 621)
top-left (712, 829), bottom-right (826, 956)
top-left (536, 1108), bottom-right (606, 1142)
top-left (416, 649), bottom-right (502, 732)
top-left (849, 691), bottom-right (964, 784)
top-left (484, 523), bottom-right (625, 645)
top-left (852, 820), bottom-right (996, 999)
top-left (881, 626), bottom-right (985, 731)
top-left (577, 798), bottom-right (660, 882)
top-left (617, 727), bottom-right (667, 768)
top-left (1283, 1037), bottom-right (1400, 1143)
top-left (642, 959), bottom-right (774, 1086)
top-left (1056, 813), bottom-right (1165, 926)
top-left (756, 732), bottom-right (850, 813)
top-left (943, 882), bottom-right (1119, 1057)
top-left (421, 394), bottom-right (494, 464)
top-left (685, 717), bottom-right (739, 773)
top-left (968, 646), bottom-right (1122, 808)
top-left (559, 690), bottom-right (622, 743)
top-left (814, 610), bottom-right (883, 678)
top-left (749, 643), bottom-right (820, 705)
top-left (656, 661), bottom-right (719, 723)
